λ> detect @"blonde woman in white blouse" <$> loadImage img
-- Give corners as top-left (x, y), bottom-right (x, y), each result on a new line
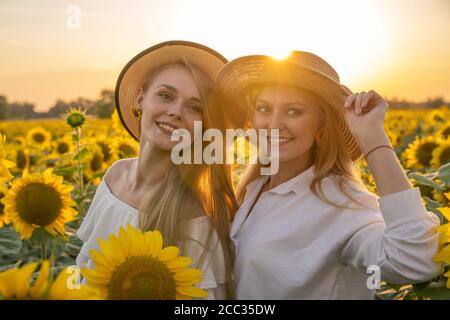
top-left (216, 51), bottom-right (443, 299)
top-left (76, 41), bottom-right (244, 299)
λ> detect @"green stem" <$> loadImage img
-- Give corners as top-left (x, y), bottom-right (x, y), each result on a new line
top-left (75, 127), bottom-right (84, 194)
top-left (41, 242), bottom-right (46, 260)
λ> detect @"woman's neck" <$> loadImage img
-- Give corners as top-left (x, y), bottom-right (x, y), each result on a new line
top-left (130, 139), bottom-right (174, 191)
top-left (266, 154), bottom-right (314, 190)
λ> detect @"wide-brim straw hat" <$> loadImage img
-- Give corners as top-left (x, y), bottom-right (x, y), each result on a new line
top-left (115, 40), bottom-right (228, 141)
top-left (216, 51), bottom-right (362, 161)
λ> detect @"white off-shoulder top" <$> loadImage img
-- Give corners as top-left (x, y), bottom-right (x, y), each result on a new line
top-left (75, 179), bottom-right (227, 299)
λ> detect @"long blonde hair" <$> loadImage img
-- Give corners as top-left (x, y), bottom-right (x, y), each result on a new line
top-left (235, 84), bottom-right (372, 210)
top-left (138, 60), bottom-right (240, 299)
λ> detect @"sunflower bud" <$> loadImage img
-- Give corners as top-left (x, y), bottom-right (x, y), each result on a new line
top-left (65, 109), bottom-right (86, 128)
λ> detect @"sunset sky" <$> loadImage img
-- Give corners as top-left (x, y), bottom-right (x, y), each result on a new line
top-left (1, 0), bottom-right (449, 111)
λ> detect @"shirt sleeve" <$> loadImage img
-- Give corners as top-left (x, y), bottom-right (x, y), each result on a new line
top-left (339, 187), bottom-right (443, 284)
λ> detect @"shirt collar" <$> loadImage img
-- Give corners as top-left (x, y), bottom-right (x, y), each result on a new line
top-left (269, 164), bottom-right (316, 196)
top-left (245, 164), bottom-right (316, 197)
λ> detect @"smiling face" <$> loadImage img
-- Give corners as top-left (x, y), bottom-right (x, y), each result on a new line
top-left (251, 84), bottom-right (323, 165)
top-left (135, 64), bottom-right (205, 151)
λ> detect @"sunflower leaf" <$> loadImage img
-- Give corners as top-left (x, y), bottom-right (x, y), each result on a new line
top-left (412, 280), bottom-right (450, 300)
top-left (73, 147), bottom-right (89, 161)
top-left (438, 163), bottom-right (450, 186)
top-left (409, 172), bottom-right (446, 191)
top-left (0, 226), bottom-right (22, 262)
top-left (53, 166), bottom-right (77, 177)
top-left (423, 196), bottom-right (445, 224)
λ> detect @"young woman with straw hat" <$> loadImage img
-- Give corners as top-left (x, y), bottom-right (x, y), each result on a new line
top-left (76, 41), bottom-right (246, 299)
top-left (216, 51), bottom-right (442, 299)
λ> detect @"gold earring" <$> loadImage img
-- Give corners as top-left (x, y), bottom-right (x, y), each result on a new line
top-left (131, 105), bottom-right (142, 120)
top-left (315, 130), bottom-right (323, 146)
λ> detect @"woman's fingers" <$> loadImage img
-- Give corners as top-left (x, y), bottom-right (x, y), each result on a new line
top-left (361, 91), bottom-right (373, 108)
top-left (355, 92), bottom-right (365, 115)
top-left (344, 93), bottom-right (358, 109)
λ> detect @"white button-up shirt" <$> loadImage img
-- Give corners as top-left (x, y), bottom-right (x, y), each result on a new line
top-left (231, 165), bottom-right (442, 299)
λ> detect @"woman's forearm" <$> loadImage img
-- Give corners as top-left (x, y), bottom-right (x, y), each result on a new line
top-left (356, 125), bottom-right (412, 197)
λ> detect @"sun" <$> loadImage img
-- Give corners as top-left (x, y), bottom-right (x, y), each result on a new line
top-left (1, 168), bottom-right (78, 240)
top-left (81, 224), bottom-right (208, 300)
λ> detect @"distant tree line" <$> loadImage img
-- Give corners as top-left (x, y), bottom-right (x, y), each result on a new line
top-left (0, 90), bottom-right (448, 120)
top-left (0, 89), bottom-right (115, 120)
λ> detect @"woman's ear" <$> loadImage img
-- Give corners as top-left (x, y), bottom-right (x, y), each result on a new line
top-left (135, 87), bottom-right (145, 111)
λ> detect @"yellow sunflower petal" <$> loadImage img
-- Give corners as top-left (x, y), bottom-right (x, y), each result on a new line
top-left (176, 286), bottom-right (208, 298)
top-left (166, 257), bottom-right (193, 270)
top-left (174, 268), bottom-right (203, 282)
top-left (159, 246), bottom-right (179, 262)
top-left (30, 260), bottom-right (50, 298)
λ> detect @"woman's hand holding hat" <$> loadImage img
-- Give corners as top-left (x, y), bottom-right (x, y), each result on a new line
top-left (343, 90), bottom-right (390, 154)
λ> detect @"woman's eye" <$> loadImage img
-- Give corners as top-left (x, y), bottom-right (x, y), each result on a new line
top-left (158, 92), bottom-right (172, 101)
top-left (287, 108), bottom-right (303, 116)
top-left (187, 105), bottom-right (203, 114)
top-left (255, 105), bottom-right (269, 113)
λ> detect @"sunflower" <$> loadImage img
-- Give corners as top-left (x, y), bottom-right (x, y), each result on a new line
top-left (0, 135), bottom-right (15, 193)
top-left (0, 260), bottom-right (100, 299)
top-left (431, 138), bottom-right (450, 169)
top-left (83, 143), bottom-right (108, 183)
top-left (434, 205), bottom-right (450, 288)
top-left (425, 108), bottom-right (448, 129)
top-left (86, 135), bottom-right (116, 165)
top-left (0, 192), bottom-right (9, 228)
top-left (8, 147), bottom-right (30, 174)
top-left (51, 135), bottom-right (74, 157)
top-left (1, 168), bottom-right (78, 240)
top-left (404, 136), bottom-right (440, 170)
top-left (81, 224), bottom-right (208, 300)
top-left (26, 127), bottom-right (52, 150)
top-left (11, 136), bottom-right (26, 147)
top-left (63, 108), bottom-right (86, 129)
top-left (436, 123), bottom-right (450, 140)
top-left (110, 136), bottom-right (139, 159)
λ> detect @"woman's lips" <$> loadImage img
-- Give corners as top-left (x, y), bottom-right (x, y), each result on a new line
top-left (267, 136), bottom-right (295, 147)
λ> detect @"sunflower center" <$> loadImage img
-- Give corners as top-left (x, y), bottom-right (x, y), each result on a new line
top-left (439, 147), bottom-right (450, 165)
top-left (90, 153), bottom-right (103, 172)
top-left (16, 183), bottom-right (62, 226)
top-left (119, 144), bottom-right (135, 158)
top-left (107, 256), bottom-right (176, 300)
top-left (416, 142), bottom-right (439, 166)
top-left (0, 193), bottom-right (4, 213)
top-left (16, 150), bottom-right (27, 169)
top-left (57, 142), bottom-right (69, 154)
top-left (98, 142), bottom-right (111, 162)
top-left (33, 133), bottom-right (45, 143)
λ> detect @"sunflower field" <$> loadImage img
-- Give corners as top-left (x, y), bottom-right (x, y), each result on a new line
top-left (0, 106), bottom-right (450, 300)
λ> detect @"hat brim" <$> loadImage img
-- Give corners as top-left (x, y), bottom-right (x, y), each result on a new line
top-left (216, 55), bottom-right (362, 161)
top-left (115, 40), bottom-right (228, 141)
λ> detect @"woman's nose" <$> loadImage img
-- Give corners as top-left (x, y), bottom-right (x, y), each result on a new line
top-left (268, 111), bottom-right (285, 130)
top-left (166, 102), bottom-right (182, 119)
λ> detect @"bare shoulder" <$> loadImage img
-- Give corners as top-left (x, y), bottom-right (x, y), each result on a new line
top-left (103, 157), bottom-right (137, 187)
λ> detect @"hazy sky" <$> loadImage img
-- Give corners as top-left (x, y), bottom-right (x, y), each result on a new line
top-left (1, 0), bottom-right (449, 111)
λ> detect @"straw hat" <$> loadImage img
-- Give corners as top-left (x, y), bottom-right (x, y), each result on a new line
top-left (115, 40), bottom-right (228, 141)
top-left (216, 51), bottom-right (362, 161)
